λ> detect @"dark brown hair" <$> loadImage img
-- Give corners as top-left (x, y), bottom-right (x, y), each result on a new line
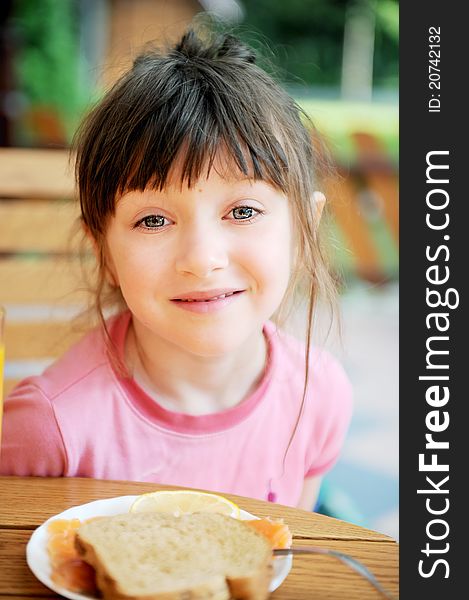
top-left (74, 29), bottom-right (337, 466)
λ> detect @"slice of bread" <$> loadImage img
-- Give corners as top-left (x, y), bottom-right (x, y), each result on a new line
top-left (75, 512), bottom-right (273, 600)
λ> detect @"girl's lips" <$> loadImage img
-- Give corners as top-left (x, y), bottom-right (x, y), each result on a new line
top-left (172, 289), bottom-right (243, 301)
top-left (170, 290), bottom-right (245, 314)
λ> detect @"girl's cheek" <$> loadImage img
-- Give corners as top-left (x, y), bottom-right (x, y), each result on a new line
top-left (244, 233), bottom-right (292, 279)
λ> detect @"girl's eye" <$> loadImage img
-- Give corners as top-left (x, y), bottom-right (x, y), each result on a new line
top-left (229, 206), bottom-right (262, 221)
top-left (135, 215), bottom-right (169, 229)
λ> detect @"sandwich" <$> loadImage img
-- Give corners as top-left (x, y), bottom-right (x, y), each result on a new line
top-left (75, 511), bottom-right (274, 600)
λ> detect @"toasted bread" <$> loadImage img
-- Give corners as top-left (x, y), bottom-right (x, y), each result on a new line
top-left (75, 512), bottom-right (273, 600)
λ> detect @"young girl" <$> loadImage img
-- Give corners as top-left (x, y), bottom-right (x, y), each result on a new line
top-left (0, 30), bottom-right (352, 510)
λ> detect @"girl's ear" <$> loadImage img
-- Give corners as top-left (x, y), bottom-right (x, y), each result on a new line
top-left (313, 191), bottom-right (326, 225)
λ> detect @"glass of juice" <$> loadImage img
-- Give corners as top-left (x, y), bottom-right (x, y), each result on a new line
top-left (0, 306), bottom-right (4, 446)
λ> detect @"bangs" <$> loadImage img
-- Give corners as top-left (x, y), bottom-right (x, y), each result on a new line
top-left (76, 31), bottom-right (314, 235)
top-left (116, 73), bottom-right (290, 195)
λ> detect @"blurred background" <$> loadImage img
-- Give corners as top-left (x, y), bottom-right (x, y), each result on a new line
top-left (0, 0), bottom-right (398, 539)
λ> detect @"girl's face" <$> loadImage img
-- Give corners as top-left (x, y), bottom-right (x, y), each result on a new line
top-left (104, 159), bottom-right (293, 357)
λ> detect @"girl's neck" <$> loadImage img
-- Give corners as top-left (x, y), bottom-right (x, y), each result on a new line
top-left (125, 318), bottom-right (268, 416)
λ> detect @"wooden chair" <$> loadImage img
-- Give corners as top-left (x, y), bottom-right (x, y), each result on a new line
top-left (0, 148), bottom-right (92, 396)
top-left (323, 172), bottom-right (383, 282)
top-left (351, 132), bottom-right (399, 245)
top-left (321, 132), bottom-right (399, 283)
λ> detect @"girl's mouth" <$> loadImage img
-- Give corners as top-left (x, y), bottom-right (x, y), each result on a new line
top-left (176, 291), bottom-right (240, 302)
top-left (171, 290), bottom-right (245, 313)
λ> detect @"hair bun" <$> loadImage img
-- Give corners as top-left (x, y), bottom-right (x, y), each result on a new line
top-left (174, 29), bottom-right (256, 65)
top-left (174, 30), bottom-right (203, 57)
top-left (216, 34), bottom-right (256, 63)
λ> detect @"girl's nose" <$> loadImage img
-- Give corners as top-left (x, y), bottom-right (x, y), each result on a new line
top-left (175, 227), bottom-right (229, 278)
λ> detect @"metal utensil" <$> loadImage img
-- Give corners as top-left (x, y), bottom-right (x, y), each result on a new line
top-left (273, 546), bottom-right (396, 600)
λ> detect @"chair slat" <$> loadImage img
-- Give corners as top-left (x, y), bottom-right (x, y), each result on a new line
top-left (351, 132), bottom-right (399, 244)
top-left (0, 200), bottom-right (81, 252)
top-left (324, 176), bottom-right (381, 280)
top-left (0, 148), bottom-right (75, 199)
top-left (4, 321), bottom-right (87, 360)
top-left (0, 257), bottom-right (93, 303)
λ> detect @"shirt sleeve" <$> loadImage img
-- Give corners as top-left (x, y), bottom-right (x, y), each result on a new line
top-left (0, 379), bottom-right (67, 476)
top-left (304, 351), bottom-right (354, 478)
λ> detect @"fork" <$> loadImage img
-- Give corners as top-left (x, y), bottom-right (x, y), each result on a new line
top-left (273, 547), bottom-right (397, 600)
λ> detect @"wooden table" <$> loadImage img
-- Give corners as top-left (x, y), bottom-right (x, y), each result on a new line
top-left (0, 477), bottom-right (399, 599)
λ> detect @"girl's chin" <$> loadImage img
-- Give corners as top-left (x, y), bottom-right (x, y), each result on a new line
top-left (134, 314), bottom-right (266, 358)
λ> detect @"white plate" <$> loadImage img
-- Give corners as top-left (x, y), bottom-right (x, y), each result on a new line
top-left (26, 495), bottom-right (292, 599)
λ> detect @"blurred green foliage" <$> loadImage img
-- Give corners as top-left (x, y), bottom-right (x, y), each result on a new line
top-left (9, 0), bottom-right (398, 152)
top-left (11, 0), bottom-right (87, 141)
top-left (238, 0), bottom-right (398, 89)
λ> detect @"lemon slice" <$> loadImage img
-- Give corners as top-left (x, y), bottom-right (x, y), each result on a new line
top-left (129, 490), bottom-right (240, 518)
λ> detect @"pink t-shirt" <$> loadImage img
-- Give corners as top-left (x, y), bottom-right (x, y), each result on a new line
top-left (0, 312), bottom-right (352, 507)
